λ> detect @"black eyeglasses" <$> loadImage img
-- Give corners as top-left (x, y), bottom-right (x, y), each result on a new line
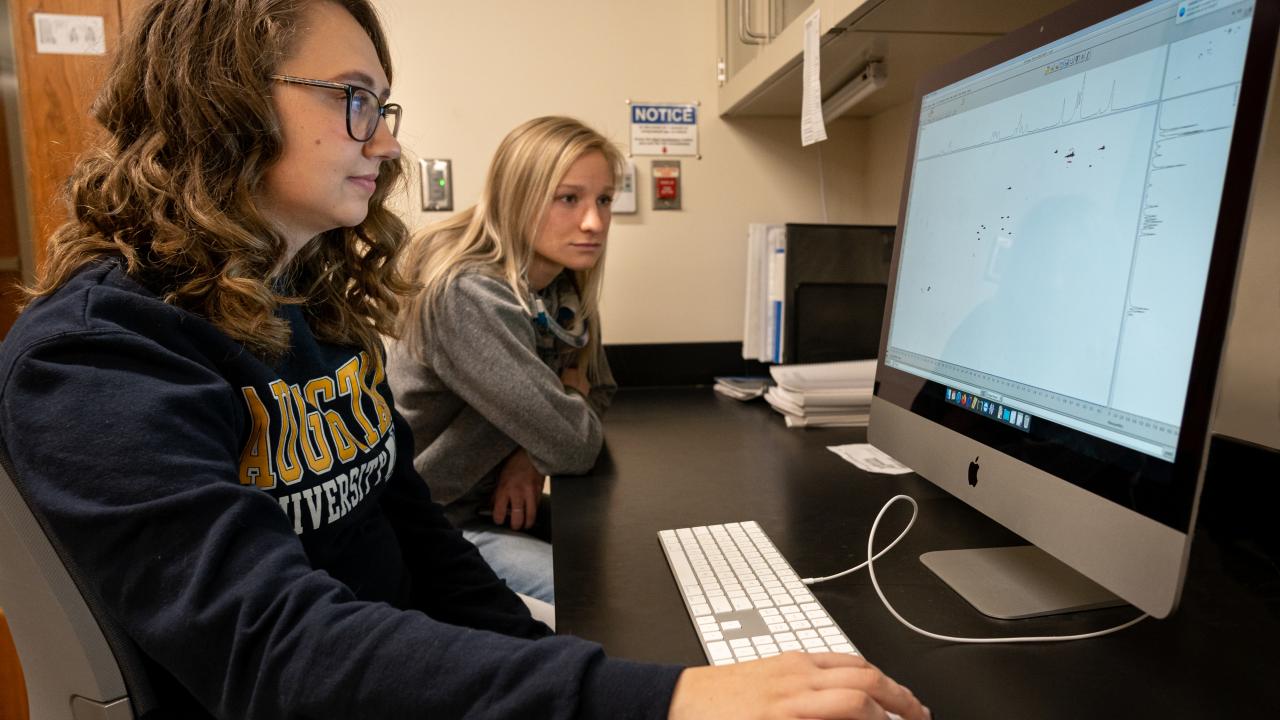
top-left (270, 74), bottom-right (402, 142)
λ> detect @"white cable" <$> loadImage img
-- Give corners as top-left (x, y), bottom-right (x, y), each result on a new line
top-left (810, 494), bottom-right (1149, 643)
top-left (801, 496), bottom-right (916, 585)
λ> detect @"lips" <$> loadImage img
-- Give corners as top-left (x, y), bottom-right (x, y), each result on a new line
top-left (349, 174), bottom-right (379, 193)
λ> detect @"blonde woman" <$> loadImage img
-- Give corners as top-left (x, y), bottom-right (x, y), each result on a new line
top-left (388, 117), bottom-right (620, 604)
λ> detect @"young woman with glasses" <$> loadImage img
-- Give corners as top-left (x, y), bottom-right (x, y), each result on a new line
top-left (0, 1), bottom-right (927, 718)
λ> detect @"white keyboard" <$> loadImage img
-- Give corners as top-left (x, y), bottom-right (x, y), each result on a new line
top-left (658, 521), bottom-right (860, 665)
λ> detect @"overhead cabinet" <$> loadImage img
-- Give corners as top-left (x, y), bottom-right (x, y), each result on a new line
top-left (717, 0), bottom-right (1077, 118)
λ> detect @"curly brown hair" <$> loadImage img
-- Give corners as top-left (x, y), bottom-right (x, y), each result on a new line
top-left (27, 0), bottom-right (413, 361)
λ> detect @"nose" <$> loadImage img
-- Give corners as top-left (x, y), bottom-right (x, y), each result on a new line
top-left (364, 116), bottom-right (401, 161)
top-left (580, 203), bottom-right (607, 234)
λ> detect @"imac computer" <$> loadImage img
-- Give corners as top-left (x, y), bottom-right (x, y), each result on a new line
top-left (868, 0), bottom-right (1279, 619)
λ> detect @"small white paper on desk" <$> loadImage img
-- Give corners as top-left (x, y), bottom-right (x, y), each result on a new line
top-left (800, 10), bottom-right (827, 147)
top-left (828, 444), bottom-right (914, 475)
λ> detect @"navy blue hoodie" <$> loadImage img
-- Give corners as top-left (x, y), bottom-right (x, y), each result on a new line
top-left (0, 258), bottom-right (681, 719)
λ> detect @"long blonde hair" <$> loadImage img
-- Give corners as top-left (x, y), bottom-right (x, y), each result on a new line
top-left (398, 116), bottom-right (623, 380)
top-left (26, 0), bottom-right (412, 362)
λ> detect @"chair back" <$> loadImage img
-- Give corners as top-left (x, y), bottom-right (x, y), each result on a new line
top-left (0, 451), bottom-right (134, 720)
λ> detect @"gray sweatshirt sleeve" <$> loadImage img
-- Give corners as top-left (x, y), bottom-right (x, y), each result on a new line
top-left (427, 274), bottom-right (604, 477)
top-left (585, 343), bottom-right (617, 417)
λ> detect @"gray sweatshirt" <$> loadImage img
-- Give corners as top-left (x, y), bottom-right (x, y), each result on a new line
top-left (386, 271), bottom-right (614, 526)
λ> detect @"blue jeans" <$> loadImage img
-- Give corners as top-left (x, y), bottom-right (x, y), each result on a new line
top-left (460, 497), bottom-right (555, 603)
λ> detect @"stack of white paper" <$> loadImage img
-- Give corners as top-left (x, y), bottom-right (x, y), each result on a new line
top-left (712, 376), bottom-right (771, 401)
top-left (741, 223), bottom-right (787, 363)
top-left (764, 360), bottom-right (876, 428)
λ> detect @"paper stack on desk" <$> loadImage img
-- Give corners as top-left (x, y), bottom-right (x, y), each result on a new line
top-left (713, 376), bottom-right (772, 401)
top-left (765, 360), bottom-right (876, 428)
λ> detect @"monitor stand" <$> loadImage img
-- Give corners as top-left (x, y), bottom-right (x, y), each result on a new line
top-left (920, 546), bottom-right (1127, 620)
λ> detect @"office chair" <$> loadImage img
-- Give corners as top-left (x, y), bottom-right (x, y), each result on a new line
top-left (0, 446), bottom-right (143, 720)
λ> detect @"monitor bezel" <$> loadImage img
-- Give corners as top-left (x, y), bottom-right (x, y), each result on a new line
top-left (873, 0), bottom-right (1280, 534)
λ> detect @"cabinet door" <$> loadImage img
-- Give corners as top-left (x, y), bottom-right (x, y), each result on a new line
top-left (722, 0), bottom-right (771, 83)
top-left (5, 0), bottom-right (121, 285)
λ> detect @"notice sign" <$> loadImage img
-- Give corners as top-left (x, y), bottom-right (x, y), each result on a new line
top-left (630, 103), bottom-right (698, 157)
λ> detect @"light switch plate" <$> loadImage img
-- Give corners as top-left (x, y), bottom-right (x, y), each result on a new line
top-left (420, 158), bottom-right (453, 212)
top-left (613, 160), bottom-right (637, 214)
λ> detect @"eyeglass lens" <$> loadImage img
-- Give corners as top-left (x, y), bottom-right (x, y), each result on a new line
top-left (349, 87), bottom-right (399, 141)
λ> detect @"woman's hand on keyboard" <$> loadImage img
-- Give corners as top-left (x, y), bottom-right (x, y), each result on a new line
top-left (667, 652), bottom-right (929, 720)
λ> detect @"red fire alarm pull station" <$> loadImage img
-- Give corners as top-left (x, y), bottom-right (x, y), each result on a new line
top-left (652, 160), bottom-right (681, 210)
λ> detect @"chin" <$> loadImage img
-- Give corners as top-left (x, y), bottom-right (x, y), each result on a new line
top-left (335, 210), bottom-right (372, 230)
top-left (565, 256), bottom-right (603, 272)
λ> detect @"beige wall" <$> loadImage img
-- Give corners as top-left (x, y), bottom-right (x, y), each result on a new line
top-left (864, 101), bottom-right (912, 225)
top-left (377, 0), bottom-right (871, 344)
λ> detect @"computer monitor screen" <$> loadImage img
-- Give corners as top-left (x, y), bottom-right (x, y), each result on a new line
top-left (869, 0), bottom-right (1277, 618)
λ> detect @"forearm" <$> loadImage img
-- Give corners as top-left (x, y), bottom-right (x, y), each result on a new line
top-left (430, 276), bottom-right (605, 474)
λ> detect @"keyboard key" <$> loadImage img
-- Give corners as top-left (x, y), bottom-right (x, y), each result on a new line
top-left (730, 638), bottom-right (751, 648)
top-left (721, 620), bottom-right (742, 631)
top-left (669, 553), bottom-right (698, 587)
top-left (707, 641), bottom-right (731, 660)
top-left (702, 630), bottom-right (723, 641)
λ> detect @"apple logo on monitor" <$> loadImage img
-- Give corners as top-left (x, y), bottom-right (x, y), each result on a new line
top-left (968, 457), bottom-right (980, 487)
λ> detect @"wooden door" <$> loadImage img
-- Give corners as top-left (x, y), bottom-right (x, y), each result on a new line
top-left (0, 610), bottom-right (29, 720)
top-left (8, 0), bottom-right (121, 269)
top-left (0, 94), bottom-right (23, 336)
